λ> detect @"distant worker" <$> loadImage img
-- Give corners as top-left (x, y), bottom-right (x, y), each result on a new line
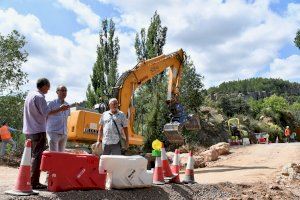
top-left (290, 132), bottom-right (297, 142)
top-left (46, 85), bottom-right (70, 152)
top-left (167, 95), bottom-right (187, 123)
top-left (0, 121), bottom-right (18, 157)
top-left (284, 126), bottom-right (291, 143)
top-left (96, 98), bottom-right (129, 155)
top-left (23, 78), bottom-right (69, 189)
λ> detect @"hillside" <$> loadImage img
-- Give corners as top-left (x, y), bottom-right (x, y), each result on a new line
top-left (208, 78), bottom-right (300, 96)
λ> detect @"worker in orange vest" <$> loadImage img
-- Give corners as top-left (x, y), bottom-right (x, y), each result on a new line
top-left (284, 126), bottom-right (291, 143)
top-left (0, 121), bottom-right (18, 157)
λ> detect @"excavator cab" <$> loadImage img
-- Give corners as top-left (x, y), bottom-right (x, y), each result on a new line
top-left (163, 98), bottom-right (200, 144)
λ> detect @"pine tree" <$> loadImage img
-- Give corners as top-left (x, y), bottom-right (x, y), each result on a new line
top-left (86, 19), bottom-right (120, 107)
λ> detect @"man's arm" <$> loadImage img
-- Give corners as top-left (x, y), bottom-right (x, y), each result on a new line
top-left (97, 125), bottom-right (103, 142)
top-left (34, 96), bottom-right (50, 117)
top-left (8, 127), bottom-right (17, 133)
top-left (97, 125), bottom-right (103, 147)
top-left (48, 102), bottom-right (69, 115)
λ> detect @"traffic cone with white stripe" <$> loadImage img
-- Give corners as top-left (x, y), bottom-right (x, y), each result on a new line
top-left (5, 139), bottom-right (38, 196)
top-left (182, 151), bottom-right (195, 184)
top-left (153, 156), bottom-right (165, 185)
top-left (161, 144), bottom-right (176, 181)
top-left (170, 149), bottom-right (181, 183)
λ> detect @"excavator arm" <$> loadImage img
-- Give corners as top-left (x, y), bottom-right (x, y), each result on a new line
top-left (67, 49), bottom-right (200, 146)
top-left (113, 49), bottom-right (200, 144)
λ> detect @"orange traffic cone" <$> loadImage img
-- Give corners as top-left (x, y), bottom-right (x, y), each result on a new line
top-left (170, 149), bottom-right (181, 183)
top-left (161, 144), bottom-right (176, 181)
top-left (5, 139), bottom-right (38, 196)
top-left (182, 151), bottom-right (195, 184)
top-left (153, 156), bottom-right (165, 185)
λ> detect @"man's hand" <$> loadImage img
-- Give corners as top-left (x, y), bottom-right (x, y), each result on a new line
top-left (60, 104), bottom-right (70, 111)
top-left (96, 141), bottom-right (102, 148)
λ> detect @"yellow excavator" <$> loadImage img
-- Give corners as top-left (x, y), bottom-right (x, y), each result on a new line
top-left (67, 49), bottom-right (200, 146)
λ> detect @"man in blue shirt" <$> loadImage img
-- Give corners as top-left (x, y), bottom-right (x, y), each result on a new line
top-left (23, 78), bottom-right (69, 189)
top-left (46, 85), bottom-right (70, 152)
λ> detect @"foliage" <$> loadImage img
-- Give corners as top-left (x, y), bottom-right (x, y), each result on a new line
top-left (179, 55), bottom-right (205, 114)
top-left (248, 98), bottom-right (263, 118)
top-left (135, 11), bottom-right (167, 61)
top-left (0, 93), bottom-right (25, 129)
top-left (134, 11), bottom-right (169, 152)
top-left (295, 29), bottom-right (300, 50)
top-left (86, 19), bottom-right (120, 108)
top-left (0, 30), bottom-right (28, 93)
top-left (260, 123), bottom-right (283, 142)
top-left (86, 84), bottom-right (97, 108)
top-left (0, 30), bottom-right (28, 152)
top-left (289, 103), bottom-right (300, 127)
top-left (217, 94), bottom-right (250, 117)
top-left (208, 78), bottom-right (300, 98)
top-left (262, 95), bottom-right (288, 113)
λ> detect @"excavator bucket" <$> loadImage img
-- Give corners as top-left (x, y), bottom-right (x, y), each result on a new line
top-left (163, 115), bottom-right (201, 144)
top-left (163, 122), bottom-right (185, 144)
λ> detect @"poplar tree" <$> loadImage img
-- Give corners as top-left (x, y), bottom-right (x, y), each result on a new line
top-left (134, 11), bottom-right (169, 149)
top-left (86, 19), bottom-right (120, 108)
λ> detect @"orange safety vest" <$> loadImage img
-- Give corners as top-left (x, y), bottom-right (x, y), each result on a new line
top-left (0, 125), bottom-right (12, 140)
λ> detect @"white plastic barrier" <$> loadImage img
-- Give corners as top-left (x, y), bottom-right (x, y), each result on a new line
top-left (243, 138), bottom-right (250, 145)
top-left (99, 155), bottom-right (153, 189)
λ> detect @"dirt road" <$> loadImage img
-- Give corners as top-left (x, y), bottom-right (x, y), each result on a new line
top-left (0, 143), bottom-right (299, 199)
top-left (189, 143), bottom-right (300, 184)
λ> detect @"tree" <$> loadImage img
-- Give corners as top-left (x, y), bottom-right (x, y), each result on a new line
top-left (0, 30), bottom-right (28, 93)
top-left (179, 56), bottom-right (205, 113)
top-left (0, 93), bottom-right (25, 129)
top-left (295, 29), bottom-right (300, 50)
top-left (262, 94), bottom-right (288, 113)
top-left (134, 12), bottom-right (168, 150)
top-left (86, 19), bottom-right (120, 107)
top-left (217, 95), bottom-right (250, 117)
top-left (0, 30), bottom-right (28, 127)
top-left (0, 30), bottom-right (28, 153)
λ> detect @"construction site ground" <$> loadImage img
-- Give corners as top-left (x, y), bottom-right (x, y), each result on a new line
top-left (0, 142), bottom-right (299, 200)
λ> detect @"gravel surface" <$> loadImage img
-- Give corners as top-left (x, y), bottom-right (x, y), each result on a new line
top-left (1, 143), bottom-right (299, 199)
top-left (0, 182), bottom-right (299, 200)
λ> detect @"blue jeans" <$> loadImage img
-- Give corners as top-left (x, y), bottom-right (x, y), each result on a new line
top-left (0, 138), bottom-right (16, 156)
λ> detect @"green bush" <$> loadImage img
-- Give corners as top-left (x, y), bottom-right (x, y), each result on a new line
top-left (257, 122), bottom-right (283, 142)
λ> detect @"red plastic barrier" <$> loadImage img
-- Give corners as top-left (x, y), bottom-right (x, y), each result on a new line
top-left (259, 138), bottom-right (266, 143)
top-left (40, 151), bottom-right (106, 192)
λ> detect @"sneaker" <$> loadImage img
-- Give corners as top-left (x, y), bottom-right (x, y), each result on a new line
top-left (32, 183), bottom-right (47, 189)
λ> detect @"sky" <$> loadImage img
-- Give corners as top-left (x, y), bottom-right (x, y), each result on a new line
top-left (0, 0), bottom-right (299, 103)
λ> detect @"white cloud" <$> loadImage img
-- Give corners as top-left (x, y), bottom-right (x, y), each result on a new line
top-left (1, 0), bottom-right (300, 104)
top-left (57, 0), bottom-right (99, 30)
top-left (0, 8), bottom-right (98, 102)
top-left (98, 0), bottom-right (300, 87)
top-left (269, 55), bottom-right (300, 80)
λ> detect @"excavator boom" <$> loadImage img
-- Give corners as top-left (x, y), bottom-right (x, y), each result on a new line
top-left (67, 49), bottom-right (200, 146)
